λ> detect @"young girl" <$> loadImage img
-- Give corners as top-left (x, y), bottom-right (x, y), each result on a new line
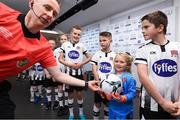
top-left (54, 33), bottom-right (69, 115)
top-left (106, 52), bottom-right (136, 119)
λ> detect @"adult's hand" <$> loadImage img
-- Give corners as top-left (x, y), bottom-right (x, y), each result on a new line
top-left (88, 80), bottom-right (100, 91)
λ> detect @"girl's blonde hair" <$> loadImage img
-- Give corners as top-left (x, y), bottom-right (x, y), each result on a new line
top-left (115, 52), bottom-right (133, 73)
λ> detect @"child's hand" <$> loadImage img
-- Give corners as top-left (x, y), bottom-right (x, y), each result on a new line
top-left (112, 93), bottom-right (120, 101)
top-left (106, 93), bottom-right (112, 101)
top-left (111, 93), bottom-right (127, 103)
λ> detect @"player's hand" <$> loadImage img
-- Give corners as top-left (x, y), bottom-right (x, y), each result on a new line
top-left (171, 102), bottom-right (180, 117)
top-left (88, 80), bottom-right (100, 91)
top-left (112, 92), bottom-right (120, 101)
top-left (161, 100), bottom-right (178, 114)
top-left (106, 93), bottom-right (112, 101)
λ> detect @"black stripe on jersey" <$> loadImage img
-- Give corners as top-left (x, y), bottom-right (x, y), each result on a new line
top-left (91, 60), bottom-right (97, 65)
top-left (105, 52), bottom-right (108, 57)
top-left (69, 68), bottom-right (73, 75)
top-left (60, 48), bottom-right (65, 53)
top-left (144, 92), bottom-right (151, 110)
top-left (75, 69), bottom-right (78, 75)
top-left (160, 45), bottom-right (166, 52)
top-left (83, 50), bottom-right (87, 54)
top-left (135, 58), bottom-right (147, 62)
top-left (73, 43), bottom-right (75, 47)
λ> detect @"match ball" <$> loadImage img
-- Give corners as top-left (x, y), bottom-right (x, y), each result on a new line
top-left (100, 74), bottom-right (122, 94)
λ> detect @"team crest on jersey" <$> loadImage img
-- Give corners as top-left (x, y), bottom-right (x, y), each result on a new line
top-left (68, 50), bottom-right (79, 59)
top-left (99, 62), bottom-right (112, 73)
top-left (152, 59), bottom-right (177, 77)
top-left (76, 46), bottom-right (80, 49)
top-left (171, 50), bottom-right (178, 57)
top-left (109, 57), bottom-right (114, 61)
top-left (17, 58), bottom-right (29, 68)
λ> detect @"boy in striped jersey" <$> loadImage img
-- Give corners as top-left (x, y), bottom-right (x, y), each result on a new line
top-left (135, 11), bottom-right (180, 119)
top-left (59, 25), bottom-right (92, 119)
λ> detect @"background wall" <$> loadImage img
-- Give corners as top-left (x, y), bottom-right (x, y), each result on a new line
top-left (81, 0), bottom-right (180, 88)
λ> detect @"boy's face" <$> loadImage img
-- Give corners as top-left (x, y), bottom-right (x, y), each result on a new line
top-left (70, 28), bottom-right (82, 44)
top-left (114, 55), bottom-right (127, 73)
top-left (48, 39), bottom-right (56, 50)
top-left (99, 36), bottom-right (112, 51)
top-left (141, 20), bottom-right (160, 40)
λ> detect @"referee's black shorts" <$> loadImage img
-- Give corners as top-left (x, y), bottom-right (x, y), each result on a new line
top-left (0, 80), bottom-right (16, 119)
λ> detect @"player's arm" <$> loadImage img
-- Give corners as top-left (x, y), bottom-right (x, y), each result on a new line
top-left (59, 52), bottom-right (74, 68)
top-left (120, 77), bottom-right (136, 102)
top-left (171, 82), bottom-right (180, 116)
top-left (46, 65), bottom-right (100, 91)
top-left (92, 64), bottom-right (99, 81)
top-left (137, 63), bottom-right (177, 113)
top-left (75, 52), bottom-right (92, 69)
top-left (82, 52), bottom-right (92, 66)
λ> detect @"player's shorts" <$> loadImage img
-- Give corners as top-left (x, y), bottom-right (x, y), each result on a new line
top-left (66, 74), bottom-right (84, 93)
top-left (94, 91), bottom-right (109, 106)
top-left (43, 78), bottom-right (58, 88)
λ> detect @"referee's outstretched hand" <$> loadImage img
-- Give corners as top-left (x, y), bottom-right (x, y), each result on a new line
top-left (88, 80), bottom-right (100, 91)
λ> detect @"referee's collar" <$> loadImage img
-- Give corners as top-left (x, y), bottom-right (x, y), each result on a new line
top-left (17, 14), bottom-right (40, 40)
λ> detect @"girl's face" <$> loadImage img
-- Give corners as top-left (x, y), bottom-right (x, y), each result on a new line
top-left (114, 55), bottom-right (127, 74)
top-left (59, 35), bottom-right (67, 44)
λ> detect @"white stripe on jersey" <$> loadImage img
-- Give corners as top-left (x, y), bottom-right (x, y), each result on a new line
top-left (135, 41), bottom-right (180, 111)
top-left (90, 50), bottom-right (116, 81)
top-left (61, 41), bottom-right (88, 75)
top-left (54, 47), bottom-right (66, 72)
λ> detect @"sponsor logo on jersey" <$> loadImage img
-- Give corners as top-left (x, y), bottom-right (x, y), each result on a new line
top-left (37, 65), bottom-right (43, 71)
top-left (152, 59), bottom-right (177, 77)
top-left (109, 57), bottom-right (114, 61)
top-left (68, 50), bottom-right (79, 59)
top-left (99, 62), bottom-right (112, 73)
top-left (17, 58), bottom-right (29, 68)
top-left (76, 46), bottom-right (80, 49)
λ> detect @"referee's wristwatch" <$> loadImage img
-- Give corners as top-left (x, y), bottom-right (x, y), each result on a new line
top-left (84, 81), bottom-right (88, 90)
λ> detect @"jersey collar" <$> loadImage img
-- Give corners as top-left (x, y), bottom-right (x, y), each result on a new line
top-left (17, 14), bottom-right (40, 40)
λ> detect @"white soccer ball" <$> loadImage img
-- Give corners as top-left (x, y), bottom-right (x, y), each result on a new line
top-left (100, 74), bottom-right (123, 94)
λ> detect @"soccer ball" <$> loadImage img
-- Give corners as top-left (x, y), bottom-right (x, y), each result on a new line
top-left (100, 74), bottom-right (123, 94)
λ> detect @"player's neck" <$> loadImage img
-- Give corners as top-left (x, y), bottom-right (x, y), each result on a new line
top-left (101, 48), bottom-right (111, 53)
top-left (152, 34), bottom-right (167, 45)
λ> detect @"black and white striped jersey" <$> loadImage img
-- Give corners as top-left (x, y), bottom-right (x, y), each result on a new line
top-left (91, 50), bottom-right (116, 81)
top-left (60, 41), bottom-right (88, 75)
top-left (134, 40), bottom-right (180, 112)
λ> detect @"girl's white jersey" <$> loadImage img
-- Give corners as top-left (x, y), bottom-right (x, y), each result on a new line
top-left (91, 50), bottom-right (116, 81)
top-left (54, 47), bottom-right (66, 72)
top-left (60, 41), bottom-right (88, 75)
top-left (134, 41), bottom-right (180, 112)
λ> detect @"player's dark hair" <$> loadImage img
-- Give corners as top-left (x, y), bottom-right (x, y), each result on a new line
top-left (99, 32), bottom-right (112, 39)
top-left (141, 11), bottom-right (168, 34)
top-left (71, 25), bottom-right (82, 32)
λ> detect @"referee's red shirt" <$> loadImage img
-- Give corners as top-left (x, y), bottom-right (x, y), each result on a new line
top-left (0, 2), bottom-right (57, 80)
